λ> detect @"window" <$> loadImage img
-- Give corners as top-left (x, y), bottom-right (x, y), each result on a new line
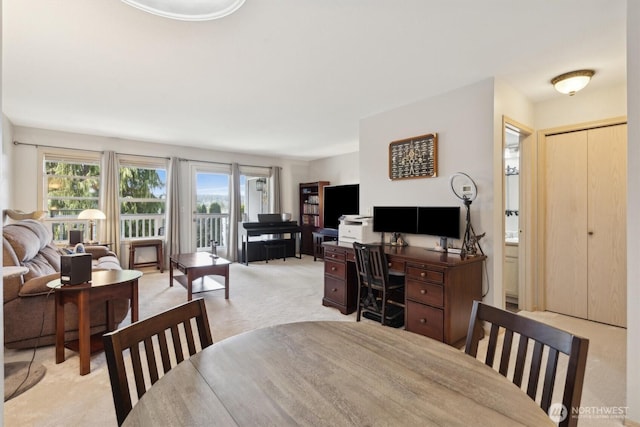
top-left (43, 152), bottom-right (101, 242)
top-left (119, 157), bottom-right (167, 239)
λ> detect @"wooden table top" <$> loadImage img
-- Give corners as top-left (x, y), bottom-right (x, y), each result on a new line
top-left (123, 321), bottom-right (553, 427)
top-left (170, 252), bottom-right (231, 269)
top-left (47, 269), bottom-right (143, 290)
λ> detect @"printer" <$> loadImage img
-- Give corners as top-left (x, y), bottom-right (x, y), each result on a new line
top-left (338, 215), bottom-right (375, 245)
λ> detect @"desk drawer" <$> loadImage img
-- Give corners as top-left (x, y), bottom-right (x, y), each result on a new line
top-left (405, 301), bottom-right (444, 342)
top-left (386, 257), bottom-right (405, 274)
top-left (346, 251), bottom-right (355, 263)
top-left (324, 276), bottom-right (346, 305)
top-left (324, 248), bottom-right (346, 262)
top-left (406, 279), bottom-right (444, 307)
top-left (406, 264), bottom-right (444, 284)
top-left (324, 259), bottom-right (345, 279)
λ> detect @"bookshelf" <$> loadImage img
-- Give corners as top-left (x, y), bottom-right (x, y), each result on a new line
top-left (299, 181), bottom-right (329, 255)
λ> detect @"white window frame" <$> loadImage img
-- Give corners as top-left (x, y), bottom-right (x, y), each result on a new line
top-left (118, 155), bottom-right (168, 240)
top-left (39, 148), bottom-right (102, 242)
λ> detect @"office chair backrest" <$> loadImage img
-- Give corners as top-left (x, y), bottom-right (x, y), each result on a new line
top-left (103, 298), bottom-right (213, 425)
top-left (353, 242), bottom-right (389, 289)
top-left (465, 300), bottom-right (589, 427)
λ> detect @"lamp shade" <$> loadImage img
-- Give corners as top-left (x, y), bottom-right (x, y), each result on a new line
top-left (121, 0), bottom-right (245, 21)
top-left (78, 209), bottom-right (106, 220)
top-left (551, 70), bottom-right (595, 96)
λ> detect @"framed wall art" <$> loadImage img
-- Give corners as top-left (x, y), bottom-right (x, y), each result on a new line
top-left (388, 133), bottom-right (437, 180)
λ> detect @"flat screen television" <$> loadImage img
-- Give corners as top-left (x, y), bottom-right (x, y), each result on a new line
top-left (323, 184), bottom-right (360, 230)
top-left (372, 206), bottom-right (418, 234)
top-left (417, 206), bottom-right (461, 239)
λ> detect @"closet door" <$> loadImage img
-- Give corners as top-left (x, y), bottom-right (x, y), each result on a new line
top-left (587, 124), bottom-right (627, 327)
top-left (543, 130), bottom-right (588, 319)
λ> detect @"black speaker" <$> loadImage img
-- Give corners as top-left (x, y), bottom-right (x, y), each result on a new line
top-left (60, 253), bottom-right (92, 285)
top-left (69, 230), bottom-right (83, 245)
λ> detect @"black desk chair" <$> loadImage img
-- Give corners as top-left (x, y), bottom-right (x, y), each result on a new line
top-left (465, 301), bottom-right (589, 427)
top-left (103, 298), bottom-right (213, 425)
top-left (353, 242), bottom-right (405, 327)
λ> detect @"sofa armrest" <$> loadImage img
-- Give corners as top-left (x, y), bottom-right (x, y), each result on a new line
top-left (18, 273), bottom-right (61, 297)
top-left (84, 245), bottom-right (116, 259)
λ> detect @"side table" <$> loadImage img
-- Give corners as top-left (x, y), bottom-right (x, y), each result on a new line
top-left (47, 269), bottom-right (142, 375)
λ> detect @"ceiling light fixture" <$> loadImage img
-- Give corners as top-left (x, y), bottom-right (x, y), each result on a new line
top-left (121, 0), bottom-right (245, 21)
top-left (551, 69), bottom-right (595, 96)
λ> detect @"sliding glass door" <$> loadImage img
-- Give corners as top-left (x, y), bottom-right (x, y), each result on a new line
top-left (190, 164), bottom-right (230, 256)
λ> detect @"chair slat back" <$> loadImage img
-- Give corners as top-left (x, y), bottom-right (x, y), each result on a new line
top-left (464, 301), bottom-right (589, 427)
top-left (353, 242), bottom-right (389, 289)
top-left (103, 298), bottom-right (214, 426)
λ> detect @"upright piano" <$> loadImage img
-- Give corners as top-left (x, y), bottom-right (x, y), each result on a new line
top-left (239, 215), bottom-right (302, 265)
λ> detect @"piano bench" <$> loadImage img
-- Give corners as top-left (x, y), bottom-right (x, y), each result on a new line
top-left (263, 240), bottom-right (287, 263)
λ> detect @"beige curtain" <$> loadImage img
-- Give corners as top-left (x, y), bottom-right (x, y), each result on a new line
top-left (269, 166), bottom-right (282, 214)
top-left (167, 157), bottom-right (181, 262)
top-left (228, 163), bottom-right (242, 262)
top-left (100, 151), bottom-right (121, 258)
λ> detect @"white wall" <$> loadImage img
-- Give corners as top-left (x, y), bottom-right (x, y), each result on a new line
top-left (1, 116), bottom-right (13, 210)
top-left (308, 151), bottom-right (359, 186)
top-left (535, 83), bottom-right (627, 130)
top-left (627, 0), bottom-right (639, 422)
top-left (359, 78), bottom-right (497, 302)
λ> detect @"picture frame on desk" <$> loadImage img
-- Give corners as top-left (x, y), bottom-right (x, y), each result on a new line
top-left (388, 133), bottom-right (437, 180)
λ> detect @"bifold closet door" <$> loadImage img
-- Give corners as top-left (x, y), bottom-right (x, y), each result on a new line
top-left (587, 124), bottom-right (626, 327)
top-left (543, 130), bottom-right (588, 319)
top-left (543, 124), bottom-right (627, 327)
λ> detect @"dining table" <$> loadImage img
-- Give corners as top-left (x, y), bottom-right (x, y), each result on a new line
top-left (122, 321), bottom-right (554, 426)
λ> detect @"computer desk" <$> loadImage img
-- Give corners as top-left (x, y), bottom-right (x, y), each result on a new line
top-left (321, 241), bottom-right (486, 347)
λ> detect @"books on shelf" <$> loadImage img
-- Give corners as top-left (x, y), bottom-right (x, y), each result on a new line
top-left (303, 202), bottom-right (320, 215)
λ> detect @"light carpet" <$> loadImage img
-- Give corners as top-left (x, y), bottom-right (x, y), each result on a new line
top-left (3, 256), bottom-right (627, 426)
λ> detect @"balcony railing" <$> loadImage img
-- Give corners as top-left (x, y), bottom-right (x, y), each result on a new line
top-left (121, 214), bottom-right (166, 239)
top-left (48, 213), bottom-right (228, 252)
top-left (193, 213), bottom-right (228, 251)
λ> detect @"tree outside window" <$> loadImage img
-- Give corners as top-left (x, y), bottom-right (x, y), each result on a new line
top-left (45, 158), bottom-right (101, 240)
top-left (119, 165), bottom-right (167, 238)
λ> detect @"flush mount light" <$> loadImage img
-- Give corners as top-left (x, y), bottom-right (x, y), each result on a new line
top-left (121, 0), bottom-right (245, 21)
top-left (551, 70), bottom-right (595, 96)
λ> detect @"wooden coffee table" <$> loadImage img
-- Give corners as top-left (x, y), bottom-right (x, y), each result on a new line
top-left (169, 252), bottom-right (231, 301)
top-left (47, 269), bottom-right (142, 376)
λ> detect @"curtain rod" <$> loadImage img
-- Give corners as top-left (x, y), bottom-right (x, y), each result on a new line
top-left (13, 140), bottom-right (169, 160)
top-left (178, 157), bottom-right (274, 170)
top-left (14, 140), bottom-right (103, 154)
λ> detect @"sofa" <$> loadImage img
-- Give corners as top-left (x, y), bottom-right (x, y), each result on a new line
top-left (3, 219), bottom-right (129, 349)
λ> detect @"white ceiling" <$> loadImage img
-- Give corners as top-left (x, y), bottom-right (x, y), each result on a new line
top-left (2, 0), bottom-right (627, 161)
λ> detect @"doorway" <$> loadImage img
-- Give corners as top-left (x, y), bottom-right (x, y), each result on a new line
top-left (190, 165), bottom-right (230, 256)
top-left (502, 117), bottom-right (533, 311)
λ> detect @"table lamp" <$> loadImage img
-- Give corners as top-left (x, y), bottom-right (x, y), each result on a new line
top-left (78, 209), bottom-right (106, 243)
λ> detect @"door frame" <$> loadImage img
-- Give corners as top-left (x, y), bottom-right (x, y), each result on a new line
top-left (188, 162), bottom-right (231, 253)
top-left (535, 116), bottom-right (627, 311)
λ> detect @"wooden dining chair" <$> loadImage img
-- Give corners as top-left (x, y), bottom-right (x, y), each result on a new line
top-left (465, 301), bottom-right (589, 427)
top-left (352, 242), bottom-right (405, 327)
top-left (103, 298), bottom-right (214, 425)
